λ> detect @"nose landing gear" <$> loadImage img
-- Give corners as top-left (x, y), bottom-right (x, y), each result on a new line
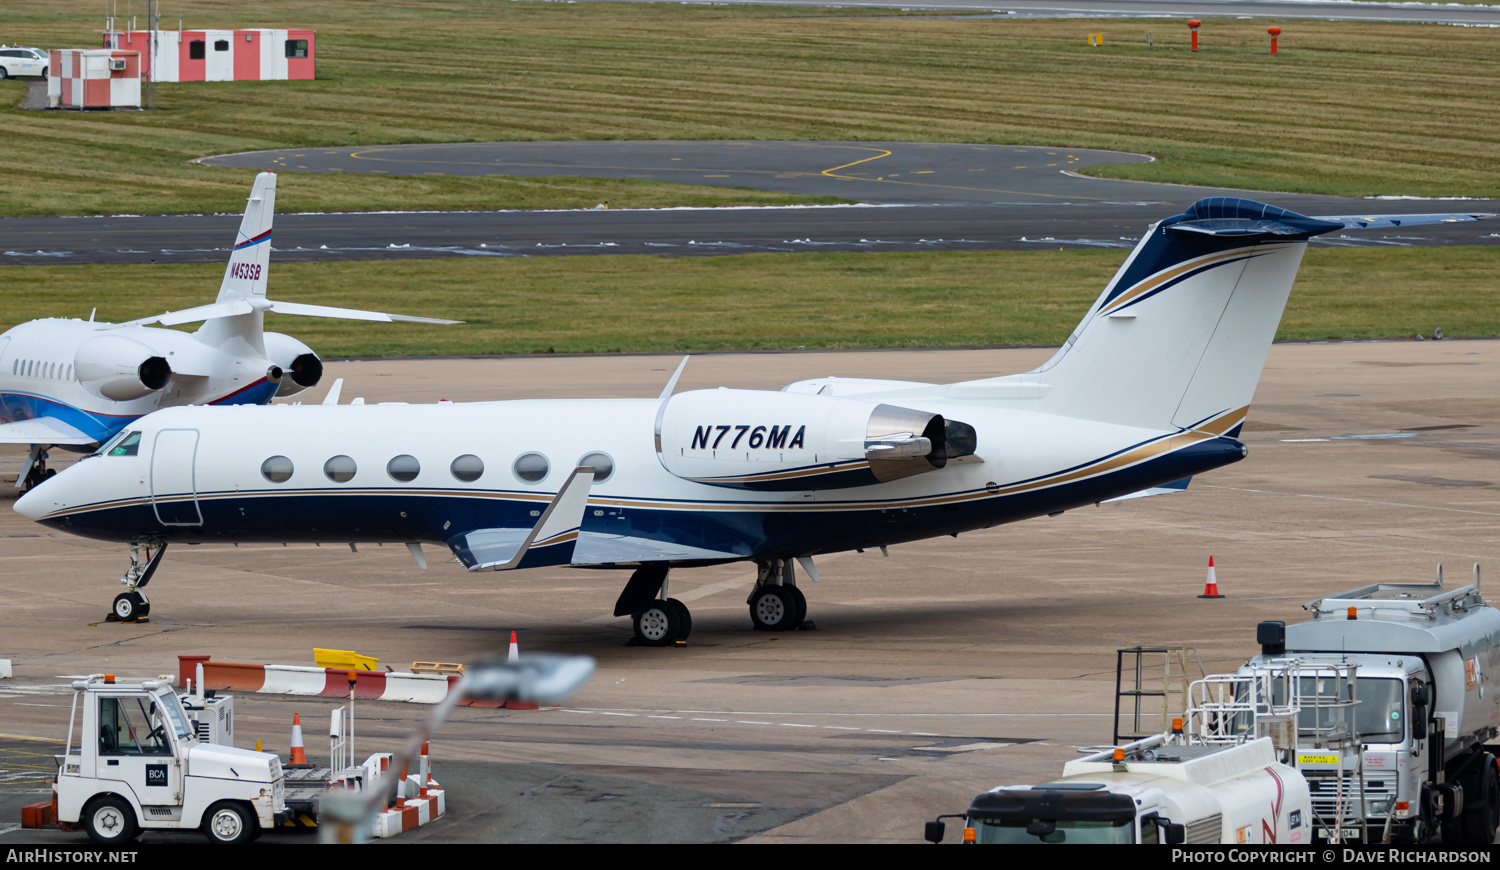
top-left (106, 541), bottom-right (166, 623)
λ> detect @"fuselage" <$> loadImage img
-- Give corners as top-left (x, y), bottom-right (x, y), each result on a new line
top-left (16, 398), bottom-right (1247, 563)
top-left (0, 318), bottom-right (279, 447)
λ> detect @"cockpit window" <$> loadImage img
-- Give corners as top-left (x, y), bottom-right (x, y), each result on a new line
top-left (96, 431), bottom-right (141, 457)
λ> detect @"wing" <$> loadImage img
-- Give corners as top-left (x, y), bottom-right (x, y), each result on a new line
top-left (571, 533), bottom-right (746, 565)
top-left (0, 417), bottom-right (98, 446)
top-left (446, 467), bottom-right (595, 571)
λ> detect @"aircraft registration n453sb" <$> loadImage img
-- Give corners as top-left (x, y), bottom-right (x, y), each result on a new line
top-left (14, 199), bottom-right (1489, 641)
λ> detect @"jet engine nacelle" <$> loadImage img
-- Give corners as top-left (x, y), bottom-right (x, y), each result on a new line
top-left (263, 332), bottom-right (323, 397)
top-left (73, 334), bottom-right (172, 401)
top-left (656, 389), bottom-right (973, 491)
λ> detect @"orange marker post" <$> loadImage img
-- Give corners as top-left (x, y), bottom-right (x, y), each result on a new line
top-left (1188, 19), bottom-right (1201, 53)
top-left (1268, 26), bottom-right (1281, 56)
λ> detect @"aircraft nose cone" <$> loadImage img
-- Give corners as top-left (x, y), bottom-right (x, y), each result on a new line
top-left (14, 474), bottom-right (62, 521)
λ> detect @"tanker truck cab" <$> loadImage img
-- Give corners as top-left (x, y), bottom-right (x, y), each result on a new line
top-left (55, 674), bottom-right (290, 844)
top-left (1240, 577), bottom-right (1500, 845)
top-left (926, 737), bottom-right (1309, 845)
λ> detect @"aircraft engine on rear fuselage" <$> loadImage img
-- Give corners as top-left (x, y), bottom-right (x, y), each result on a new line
top-left (73, 334), bottom-right (173, 401)
top-left (263, 332), bottom-right (323, 397)
top-left (655, 389), bottom-right (974, 491)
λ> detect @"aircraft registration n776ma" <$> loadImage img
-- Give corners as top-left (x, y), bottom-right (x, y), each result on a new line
top-left (0, 171), bottom-right (456, 490)
top-left (14, 198), bottom-right (1489, 639)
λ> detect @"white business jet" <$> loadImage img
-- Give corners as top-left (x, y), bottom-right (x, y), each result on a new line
top-left (14, 199), bottom-right (1488, 637)
top-left (0, 172), bottom-right (456, 490)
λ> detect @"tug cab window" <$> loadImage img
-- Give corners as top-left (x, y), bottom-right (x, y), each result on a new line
top-left (189, 40), bottom-right (205, 60)
top-left (98, 697), bottom-right (171, 756)
top-left (96, 431), bottom-right (141, 457)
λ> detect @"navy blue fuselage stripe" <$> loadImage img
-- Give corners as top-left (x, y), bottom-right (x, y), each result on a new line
top-left (39, 437), bottom-right (1247, 562)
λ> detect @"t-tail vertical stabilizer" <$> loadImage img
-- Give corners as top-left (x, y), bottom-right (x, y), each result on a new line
top-left (1014, 198), bottom-right (1342, 434)
top-left (217, 171), bottom-right (276, 304)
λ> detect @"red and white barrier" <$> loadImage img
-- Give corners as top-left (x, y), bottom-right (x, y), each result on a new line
top-left (179, 655), bottom-right (534, 707)
top-left (47, 50), bottom-right (140, 109)
top-left (104, 29), bottom-right (315, 82)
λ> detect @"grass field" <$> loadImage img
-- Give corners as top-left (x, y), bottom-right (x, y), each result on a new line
top-left (1, 1), bottom-right (1498, 215)
top-left (3, 247), bottom-right (1493, 357)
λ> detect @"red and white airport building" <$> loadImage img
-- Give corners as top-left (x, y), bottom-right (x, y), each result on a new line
top-left (103, 28), bottom-right (315, 82)
top-left (47, 49), bottom-right (141, 110)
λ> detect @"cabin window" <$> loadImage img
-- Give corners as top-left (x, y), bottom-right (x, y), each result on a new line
top-left (579, 452), bottom-right (614, 483)
top-left (213, 39), bottom-right (229, 52)
top-left (189, 40), bottom-right (205, 60)
top-left (513, 452), bottom-right (549, 484)
top-left (387, 454), bottom-right (420, 482)
top-left (261, 455), bottom-right (294, 483)
top-left (450, 454), bottom-right (484, 483)
top-left (285, 39), bottom-right (308, 59)
top-left (324, 455), bottom-right (357, 483)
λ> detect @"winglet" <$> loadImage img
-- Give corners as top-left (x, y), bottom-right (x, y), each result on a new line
top-left (448, 467), bottom-right (596, 571)
top-left (321, 378), bottom-right (344, 406)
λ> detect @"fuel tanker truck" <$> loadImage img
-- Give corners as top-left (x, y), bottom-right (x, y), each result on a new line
top-left (1241, 573), bottom-right (1500, 844)
top-left (923, 735), bottom-right (1311, 845)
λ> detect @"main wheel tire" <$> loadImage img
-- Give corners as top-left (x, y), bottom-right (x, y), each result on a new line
top-left (1462, 755), bottom-right (1499, 845)
top-left (750, 586), bottom-right (796, 632)
top-left (665, 598), bottom-right (692, 641)
top-left (203, 801), bottom-right (255, 844)
top-left (83, 795), bottom-right (138, 845)
top-left (112, 592), bottom-right (142, 621)
top-left (784, 585), bottom-right (807, 629)
top-left (632, 601), bottom-right (680, 647)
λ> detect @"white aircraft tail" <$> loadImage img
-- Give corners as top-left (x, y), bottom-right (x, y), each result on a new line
top-left (216, 172), bottom-right (276, 303)
top-left (1006, 198), bottom-right (1344, 435)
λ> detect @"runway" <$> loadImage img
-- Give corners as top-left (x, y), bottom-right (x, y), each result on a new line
top-left (9, 142), bottom-right (1497, 266)
top-left (2, 341), bottom-right (1498, 843)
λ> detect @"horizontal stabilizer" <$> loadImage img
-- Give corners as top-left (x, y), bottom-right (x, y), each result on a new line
top-left (122, 299), bottom-right (254, 328)
top-left (447, 467), bottom-right (595, 571)
top-left (266, 300), bottom-right (462, 325)
top-left (0, 417), bottom-right (97, 446)
top-left (121, 298), bottom-right (460, 328)
top-left (1100, 476), bottom-right (1192, 503)
top-left (1312, 211), bottom-right (1493, 230)
top-left (572, 533), bottom-right (746, 566)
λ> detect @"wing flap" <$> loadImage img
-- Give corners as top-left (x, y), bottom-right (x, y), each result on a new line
top-left (0, 417), bottom-right (97, 446)
top-left (571, 532), bottom-right (746, 565)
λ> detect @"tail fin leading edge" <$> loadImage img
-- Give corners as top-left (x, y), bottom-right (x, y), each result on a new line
top-left (1023, 198), bottom-right (1342, 432)
top-left (216, 171), bottom-right (276, 304)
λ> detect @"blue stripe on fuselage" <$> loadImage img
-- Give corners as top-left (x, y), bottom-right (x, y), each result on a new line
top-left (0, 378), bottom-right (280, 447)
top-left (38, 436), bottom-right (1247, 562)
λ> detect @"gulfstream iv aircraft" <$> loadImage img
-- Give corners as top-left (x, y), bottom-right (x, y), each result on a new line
top-left (0, 172), bottom-right (455, 490)
top-left (14, 199), bottom-right (1488, 637)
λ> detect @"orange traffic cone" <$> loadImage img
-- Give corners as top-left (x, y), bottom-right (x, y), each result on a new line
top-left (504, 630), bottom-right (538, 710)
top-left (288, 712), bottom-right (309, 766)
top-left (1198, 556), bottom-right (1225, 599)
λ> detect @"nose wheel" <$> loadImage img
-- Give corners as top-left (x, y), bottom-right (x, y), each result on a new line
top-left (105, 541), bottom-right (166, 623)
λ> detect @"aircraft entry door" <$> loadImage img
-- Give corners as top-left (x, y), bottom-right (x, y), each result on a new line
top-left (151, 429), bottom-right (203, 526)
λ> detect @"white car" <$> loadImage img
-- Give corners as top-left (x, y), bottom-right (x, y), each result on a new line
top-left (0, 46), bottom-right (49, 79)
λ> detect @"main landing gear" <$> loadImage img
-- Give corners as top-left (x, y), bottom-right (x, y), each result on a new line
top-left (18, 446), bottom-right (56, 491)
top-left (748, 559), bottom-right (810, 632)
top-left (614, 563), bottom-right (692, 647)
top-left (107, 541), bottom-right (167, 623)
